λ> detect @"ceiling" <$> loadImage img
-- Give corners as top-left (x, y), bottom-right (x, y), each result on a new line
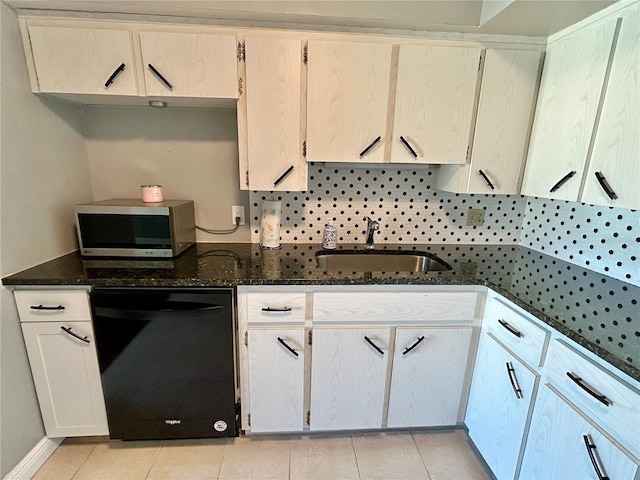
top-left (4, 0), bottom-right (618, 37)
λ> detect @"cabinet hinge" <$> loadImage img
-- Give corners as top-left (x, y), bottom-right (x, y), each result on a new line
top-left (237, 41), bottom-right (246, 62)
top-left (303, 45), bottom-right (308, 64)
top-left (478, 56), bottom-right (482, 71)
top-left (466, 146), bottom-right (470, 161)
top-left (245, 170), bottom-right (250, 187)
top-left (238, 77), bottom-right (243, 96)
top-left (308, 330), bottom-right (312, 345)
top-left (306, 411), bottom-right (311, 426)
top-left (303, 140), bottom-right (307, 158)
top-left (247, 413), bottom-right (251, 427)
top-left (244, 331), bottom-right (248, 346)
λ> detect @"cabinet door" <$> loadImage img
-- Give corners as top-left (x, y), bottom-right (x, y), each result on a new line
top-left (28, 25), bottom-right (138, 95)
top-left (140, 31), bottom-right (237, 98)
top-left (310, 327), bottom-right (390, 430)
top-left (520, 384), bottom-right (639, 480)
top-left (247, 328), bottom-right (305, 432)
top-left (387, 327), bottom-right (472, 427)
top-left (522, 17), bottom-right (618, 201)
top-left (465, 333), bottom-right (538, 480)
top-left (391, 44), bottom-right (481, 165)
top-left (582, 3), bottom-right (640, 209)
top-left (306, 40), bottom-right (392, 163)
top-left (241, 37), bottom-right (306, 191)
top-left (21, 321), bottom-right (109, 437)
top-left (436, 49), bottom-right (541, 193)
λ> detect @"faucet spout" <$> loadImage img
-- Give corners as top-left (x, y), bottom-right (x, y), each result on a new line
top-left (364, 217), bottom-right (380, 250)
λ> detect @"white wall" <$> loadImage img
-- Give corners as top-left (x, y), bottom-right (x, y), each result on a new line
top-left (84, 105), bottom-right (251, 243)
top-left (0, 3), bottom-right (93, 476)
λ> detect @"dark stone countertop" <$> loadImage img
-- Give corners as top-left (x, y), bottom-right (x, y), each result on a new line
top-left (3, 243), bottom-right (638, 382)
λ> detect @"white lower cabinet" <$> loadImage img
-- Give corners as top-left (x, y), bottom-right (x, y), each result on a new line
top-left (238, 286), bottom-right (481, 434)
top-left (387, 327), bottom-right (472, 428)
top-left (310, 327), bottom-right (391, 431)
top-left (519, 384), bottom-right (639, 480)
top-left (247, 328), bottom-right (305, 432)
top-left (15, 289), bottom-right (109, 437)
top-left (465, 333), bottom-right (539, 480)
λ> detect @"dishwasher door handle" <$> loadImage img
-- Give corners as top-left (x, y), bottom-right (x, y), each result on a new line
top-left (95, 304), bottom-right (224, 320)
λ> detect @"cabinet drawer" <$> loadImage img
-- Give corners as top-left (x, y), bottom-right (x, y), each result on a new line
top-left (313, 291), bottom-right (479, 324)
top-left (484, 297), bottom-right (549, 367)
top-left (246, 293), bottom-right (306, 324)
top-left (545, 339), bottom-right (640, 459)
top-left (14, 289), bottom-right (92, 322)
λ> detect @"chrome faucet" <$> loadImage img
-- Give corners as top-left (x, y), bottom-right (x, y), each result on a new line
top-left (364, 217), bottom-right (380, 250)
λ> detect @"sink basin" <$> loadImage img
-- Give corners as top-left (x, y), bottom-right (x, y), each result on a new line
top-left (315, 249), bottom-right (452, 273)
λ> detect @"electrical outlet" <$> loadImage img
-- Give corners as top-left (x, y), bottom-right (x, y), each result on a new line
top-left (232, 206), bottom-right (245, 226)
top-left (466, 208), bottom-right (485, 227)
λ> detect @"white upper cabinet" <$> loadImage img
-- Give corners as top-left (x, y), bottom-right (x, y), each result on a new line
top-left (436, 49), bottom-right (542, 194)
top-left (139, 31), bottom-right (237, 99)
top-left (391, 44), bottom-right (481, 165)
top-left (306, 40), bottom-right (392, 163)
top-left (28, 25), bottom-right (138, 96)
top-left (522, 15), bottom-right (618, 201)
top-left (581, 3), bottom-right (640, 209)
top-left (238, 37), bottom-right (307, 191)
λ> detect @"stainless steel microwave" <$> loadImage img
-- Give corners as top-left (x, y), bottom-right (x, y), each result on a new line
top-left (75, 199), bottom-right (196, 258)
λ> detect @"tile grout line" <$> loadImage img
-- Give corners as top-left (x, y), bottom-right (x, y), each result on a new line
top-left (143, 439), bottom-right (164, 480)
top-left (410, 431), bottom-right (433, 480)
top-left (350, 434), bottom-right (363, 480)
top-left (68, 441), bottom-right (99, 480)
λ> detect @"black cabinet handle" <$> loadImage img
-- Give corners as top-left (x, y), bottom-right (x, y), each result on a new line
top-left (277, 337), bottom-right (299, 357)
top-left (506, 362), bottom-right (523, 399)
top-left (60, 326), bottom-right (90, 344)
top-left (399, 136), bottom-right (418, 159)
top-left (30, 304), bottom-right (65, 311)
top-left (147, 64), bottom-right (174, 90)
top-left (402, 336), bottom-right (425, 355)
top-left (567, 372), bottom-right (611, 406)
top-left (261, 307), bottom-right (292, 312)
top-left (478, 170), bottom-right (495, 190)
top-left (359, 136), bottom-right (382, 158)
top-left (583, 434), bottom-right (610, 480)
top-left (364, 336), bottom-right (384, 355)
top-left (104, 63), bottom-right (126, 88)
top-left (549, 170), bottom-right (576, 193)
top-left (274, 166), bottom-right (295, 187)
top-left (594, 172), bottom-right (618, 200)
top-left (498, 319), bottom-right (523, 338)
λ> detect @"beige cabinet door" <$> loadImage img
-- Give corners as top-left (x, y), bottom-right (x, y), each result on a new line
top-left (140, 31), bottom-right (237, 99)
top-left (391, 44), bottom-right (481, 165)
top-left (306, 40), bottom-right (392, 163)
top-left (387, 327), bottom-right (472, 428)
top-left (310, 327), bottom-right (390, 430)
top-left (247, 328), bottom-right (305, 432)
top-left (582, 3), bottom-right (640, 210)
top-left (437, 49), bottom-right (541, 193)
top-left (240, 37), bottom-right (306, 191)
top-left (522, 17), bottom-right (618, 201)
top-left (28, 25), bottom-right (138, 95)
top-left (21, 321), bottom-right (109, 437)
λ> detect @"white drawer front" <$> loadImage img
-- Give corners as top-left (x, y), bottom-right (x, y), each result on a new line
top-left (14, 289), bottom-right (91, 322)
top-left (246, 293), bottom-right (306, 324)
top-left (313, 291), bottom-right (479, 324)
top-left (545, 339), bottom-right (640, 459)
top-left (484, 297), bottom-right (549, 367)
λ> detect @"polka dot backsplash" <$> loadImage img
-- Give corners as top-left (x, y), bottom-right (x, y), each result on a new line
top-left (250, 164), bottom-right (527, 245)
top-left (520, 197), bottom-right (639, 287)
top-left (249, 164), bottom-right (638, 287)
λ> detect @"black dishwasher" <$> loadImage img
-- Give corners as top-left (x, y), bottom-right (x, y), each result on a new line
top-left (91, 288), bottom-right (238, 440)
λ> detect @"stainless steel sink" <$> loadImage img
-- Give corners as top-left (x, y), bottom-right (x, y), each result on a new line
top-left (315, 249), bottom-right (452, 273)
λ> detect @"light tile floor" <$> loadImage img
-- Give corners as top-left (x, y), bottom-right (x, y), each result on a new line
top-left (33, 429), bottom-right (491, 480)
